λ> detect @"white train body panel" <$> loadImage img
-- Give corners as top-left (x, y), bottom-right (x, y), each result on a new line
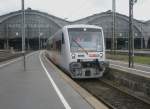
top-left (46, 24), bottom-right (108, 78)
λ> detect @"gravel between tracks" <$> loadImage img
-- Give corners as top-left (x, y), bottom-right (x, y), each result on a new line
top-left (75, 79), bottom-right (150, 109)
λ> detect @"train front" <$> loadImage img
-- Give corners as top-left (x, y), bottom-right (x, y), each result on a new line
top-left (68, 26), bottom-right (109, 78)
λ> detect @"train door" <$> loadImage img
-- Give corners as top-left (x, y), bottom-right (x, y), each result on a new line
top-left (60, 32), bottom-right (68, 69)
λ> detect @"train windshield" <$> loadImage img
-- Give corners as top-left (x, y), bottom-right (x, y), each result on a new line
top-left (68, 28), bottom-right (103, 52)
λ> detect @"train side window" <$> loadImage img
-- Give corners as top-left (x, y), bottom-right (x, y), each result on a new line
top-left (62, 33), bottom-right (65, 44)
top-left (56, 40), bottom-right (61, 52)
top-left (50, 44), bottom-right (53, 49)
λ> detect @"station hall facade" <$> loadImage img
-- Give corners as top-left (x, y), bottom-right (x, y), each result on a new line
top-left (0, 8), bottom-right (150, 50)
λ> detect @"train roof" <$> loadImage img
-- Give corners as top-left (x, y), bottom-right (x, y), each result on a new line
top-left (63, 24), bottom-right (102, 29)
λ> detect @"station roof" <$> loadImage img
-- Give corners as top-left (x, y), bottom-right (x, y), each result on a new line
top-left (0, 8), bottom-right (70, 27)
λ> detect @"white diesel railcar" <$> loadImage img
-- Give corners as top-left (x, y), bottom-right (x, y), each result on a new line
top-left (46, 25), bottom-right (109, 78)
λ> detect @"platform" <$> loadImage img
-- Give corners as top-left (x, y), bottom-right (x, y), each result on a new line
top-left (108, 59), bottom-right (150, 78)
top-left (0, 51), bottom-right (107, 109)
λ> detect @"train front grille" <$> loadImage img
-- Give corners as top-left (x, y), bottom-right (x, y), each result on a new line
top-left (85, 70), bottom-right (91, 76)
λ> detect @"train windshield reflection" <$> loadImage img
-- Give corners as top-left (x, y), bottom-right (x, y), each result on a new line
top-left (68, 28), bottom-right (103, 52)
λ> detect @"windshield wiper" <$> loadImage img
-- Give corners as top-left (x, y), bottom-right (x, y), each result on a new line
top-left (72, 38), bottom-right (88, 55)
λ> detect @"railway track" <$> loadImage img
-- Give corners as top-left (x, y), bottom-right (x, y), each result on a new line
top-left (0, 50), bottom-right (31, 62)
top-left (45, 54), bottom-right (150, 109)
top-left (75, 79), bottom-right (150, 109)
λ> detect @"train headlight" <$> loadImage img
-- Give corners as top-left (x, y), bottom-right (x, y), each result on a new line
top-left (99, 53), bottom-right (103, 57)
top-left (71, 54), bottom-right (76, 59)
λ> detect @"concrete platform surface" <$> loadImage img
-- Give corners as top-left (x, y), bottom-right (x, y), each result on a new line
top-left (108, 59), bottom-right (150, 78)
top-left (0, 51), bottom-right (97, 109)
